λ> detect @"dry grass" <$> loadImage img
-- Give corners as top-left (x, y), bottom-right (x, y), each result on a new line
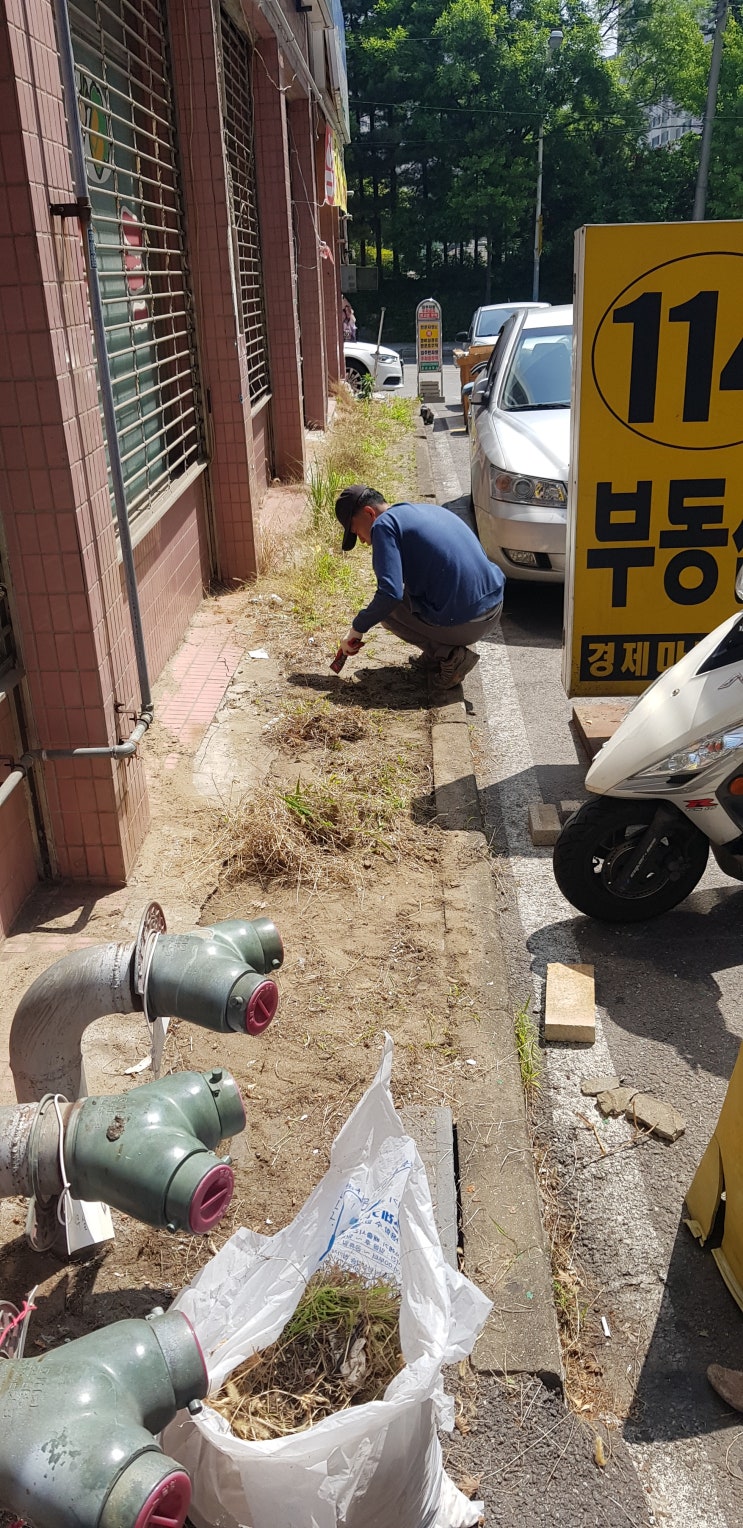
top-left (211, 1266), bottom-right (403, 1440)
top-left (209, 752), bottom-right (422, 888)
top-left (273, 699), bottom-right (369, 749)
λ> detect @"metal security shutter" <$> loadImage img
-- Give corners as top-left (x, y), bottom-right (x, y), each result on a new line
top-left (70, 0), bottom-right (204, 521)
top-left (219, 8), bottom-right (271, 406)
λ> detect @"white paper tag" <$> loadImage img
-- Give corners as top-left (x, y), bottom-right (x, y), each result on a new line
top-left (64, 1197), bottom-right (115, 1254)
top-left (151, 1016), bottom-right (170, 1078)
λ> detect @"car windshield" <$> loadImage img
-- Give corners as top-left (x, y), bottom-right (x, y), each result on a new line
top-left (500, 326), bottom-right (572, 411)
top-left (474, 308), bottom-right (515, 339)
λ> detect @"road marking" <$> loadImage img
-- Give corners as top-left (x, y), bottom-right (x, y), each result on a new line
top-left (428, 421), bottom-right (727, 1528)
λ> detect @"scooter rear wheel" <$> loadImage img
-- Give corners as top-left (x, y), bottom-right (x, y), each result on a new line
top-left (553, 798), bottom-right (709, 922)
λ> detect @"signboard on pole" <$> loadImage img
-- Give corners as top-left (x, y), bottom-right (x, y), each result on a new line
top-left (564, 221), bottom-right (743, 696)
top-left (416, 297), bottom-right (443, 402)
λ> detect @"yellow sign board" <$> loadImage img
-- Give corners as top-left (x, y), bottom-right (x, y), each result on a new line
top-left (564, 222), bottom-right (743, 696)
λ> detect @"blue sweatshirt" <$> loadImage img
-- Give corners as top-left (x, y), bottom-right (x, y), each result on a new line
top-left (352, 502), bottom-right (505, 634)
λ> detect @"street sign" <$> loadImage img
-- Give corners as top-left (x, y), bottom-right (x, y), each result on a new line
top-left (416, 297), bottom-right (443, 401)
top-left (564, 222), bottom-right (743, 696)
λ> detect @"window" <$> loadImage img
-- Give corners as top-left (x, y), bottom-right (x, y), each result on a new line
top-left (219, 7), bottom-right (271, 407)
top-left (501, 326), bottom-right (572, 411)
top-left (70, 0), bottom-right (204, 521)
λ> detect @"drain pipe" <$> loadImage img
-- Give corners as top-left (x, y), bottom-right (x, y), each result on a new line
top-left (9, 903), bottom-right (284, 1104)
top-left (50, 0), bottom-right (152, 736)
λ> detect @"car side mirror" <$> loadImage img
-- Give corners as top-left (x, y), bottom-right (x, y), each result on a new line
top-left (461, 382), bottom-right (474, 399)
top-left (455, 330), bottom-right (468, 344)
top-left (471, 375), bottom-right (489, 408)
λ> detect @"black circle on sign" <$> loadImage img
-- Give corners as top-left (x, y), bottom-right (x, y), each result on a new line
top-left (663, 549), bottom-right (719, 605)
top-left (590, 250), bottom-right (743, 451)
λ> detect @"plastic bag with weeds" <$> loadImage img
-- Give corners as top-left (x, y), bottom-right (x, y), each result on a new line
top-left (162, 1037), bottom-right (491, 1528)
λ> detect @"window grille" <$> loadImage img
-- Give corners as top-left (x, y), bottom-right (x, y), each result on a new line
top-left (220, 8), bottom-right (271, 406)
top-left (69, 0), bottom-right (204, 521)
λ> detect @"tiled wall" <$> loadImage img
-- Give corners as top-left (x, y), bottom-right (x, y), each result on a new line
top-left (0, 704), bottom-right (38, 939)
top-left (0, 0), bottom-right (149, 891)
top-left (288, 96), bottom-right (327, 431)
top-left (131, 476), bottom-right (210, 683)
top-left (168, 0), bottom-right (262, 585)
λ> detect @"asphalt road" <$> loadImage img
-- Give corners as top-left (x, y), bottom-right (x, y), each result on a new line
top-left (423, 376), bottom-right (743, 1528)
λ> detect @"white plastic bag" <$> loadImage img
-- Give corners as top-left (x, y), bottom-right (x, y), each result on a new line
top-left (162, 1038), bottom-right (491, 1528)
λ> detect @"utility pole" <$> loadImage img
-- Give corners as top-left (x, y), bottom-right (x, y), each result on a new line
top-left (693, 0), bottom-right (729, 220)
top-left (532, 29), bottom-right (563, 302)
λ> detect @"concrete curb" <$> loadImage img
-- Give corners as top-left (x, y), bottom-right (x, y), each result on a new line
top-left (419, 443), bottom-right (562, 1384)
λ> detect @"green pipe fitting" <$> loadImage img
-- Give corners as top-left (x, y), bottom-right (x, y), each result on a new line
top-left (0, 1309), bottom-right (207, 1528)
top-left (62, 1069), bottom-right (246, 1234)
top-left (147, 918), bottom-right (283, 1036)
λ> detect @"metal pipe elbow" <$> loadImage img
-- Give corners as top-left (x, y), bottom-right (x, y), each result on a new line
top-left (9, 941), bottom-right (137, 1103)
top-left (0, 1311), bottom-right (206, 1528)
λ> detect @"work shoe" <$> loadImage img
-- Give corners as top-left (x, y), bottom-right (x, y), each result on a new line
top-left (435, 647), bottom-right (480, 689)
top-left (408, 651), bottom-right (439, 671)
top-left (708, 1364), bottom-right (743, 1412)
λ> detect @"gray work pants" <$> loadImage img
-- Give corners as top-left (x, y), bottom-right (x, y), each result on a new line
top-left (381, 592), bottom-right (503, 660)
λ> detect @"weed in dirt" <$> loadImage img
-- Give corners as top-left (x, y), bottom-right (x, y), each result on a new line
top-left (210, 753), bottom-right (421, 887)
top-left (514, 1000), bottom-right (542, 1095)
top-left (211, 1266), bottom-right (403, 1439)
top-left (290, 545), bottom-right (370, 633)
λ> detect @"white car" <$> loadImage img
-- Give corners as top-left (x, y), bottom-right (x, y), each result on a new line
top-left (344, 341), bottom-right (404, 394)
top-left (467, 304), bottom-right (573, 582)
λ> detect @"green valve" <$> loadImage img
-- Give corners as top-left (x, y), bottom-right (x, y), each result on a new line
top-left (61, 1070), bottom-right (246, 1233)
top-left (146, 918), bottom-right (283, 1035)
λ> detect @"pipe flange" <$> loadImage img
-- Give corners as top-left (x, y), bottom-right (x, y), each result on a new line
top-left (133, 902), bottom-right (167, 998)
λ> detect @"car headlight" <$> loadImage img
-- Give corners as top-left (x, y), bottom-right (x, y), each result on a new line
top-left (489, 467), bottom-right (566, 506)
top-left (378, 351), bottom-right (398, 364)
top-left (628, 724), bottom-right (743, 786)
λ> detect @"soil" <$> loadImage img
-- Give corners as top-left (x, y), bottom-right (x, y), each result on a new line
top-left (0, 581), bottom-right (476, 1359)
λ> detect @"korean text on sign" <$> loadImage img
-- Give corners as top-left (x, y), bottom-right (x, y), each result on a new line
top-left (564, 223), bottom-right (743, 696)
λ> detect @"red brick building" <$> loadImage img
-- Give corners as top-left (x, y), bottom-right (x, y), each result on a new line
top-left (0, 0), bottom-right (348, 935)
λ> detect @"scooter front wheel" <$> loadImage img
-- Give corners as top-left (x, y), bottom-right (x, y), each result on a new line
top-left (553, 798), bottom-right (709, 922)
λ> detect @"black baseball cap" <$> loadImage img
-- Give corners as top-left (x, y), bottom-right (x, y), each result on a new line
top-left (335, 484), bottom-right (377, 551)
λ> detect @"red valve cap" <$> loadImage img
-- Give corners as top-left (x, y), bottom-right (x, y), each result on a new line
top-left (188, 1163), bottom-right (235, 1234)
top-left (133, 1471), bottom-right (191, 1528)
top-left (244, 978), bottom-right (279, 1034)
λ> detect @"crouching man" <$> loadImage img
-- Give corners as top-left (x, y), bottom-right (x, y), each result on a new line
top-left (335, 485), bottom-right (505, 689)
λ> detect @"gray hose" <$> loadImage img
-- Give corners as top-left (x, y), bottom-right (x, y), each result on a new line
top-left (0, 1104), bottom-right (37, 1197)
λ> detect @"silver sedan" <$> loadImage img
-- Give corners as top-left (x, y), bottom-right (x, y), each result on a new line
top-left (467, 304), bottom-right (573, 582)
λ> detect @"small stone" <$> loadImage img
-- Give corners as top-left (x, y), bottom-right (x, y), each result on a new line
top-left (581, 1074), bottom-right (621, 1097)
top-left (544, 962), bottom-right (595, 1043)
top-left (626, 1092), bottom-right (686, 1142)
top-left (596, 1086), bottom-right (638, 1117)
top-left (528, 803), bottom-right (562, 847)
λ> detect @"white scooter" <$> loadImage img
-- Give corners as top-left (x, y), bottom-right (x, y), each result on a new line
top-left (554, 569), bottom-right (743, 922)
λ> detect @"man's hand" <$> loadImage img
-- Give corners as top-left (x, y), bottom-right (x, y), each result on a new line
top-left (339, 627), bottom-right (364, 656)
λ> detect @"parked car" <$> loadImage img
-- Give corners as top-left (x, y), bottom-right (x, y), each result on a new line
top-left (344, 341), bottom-right (404, 394)
top-left (454, 301), bottom-right (549, 422)
top-left (467, 304), bottom-right (573, 582)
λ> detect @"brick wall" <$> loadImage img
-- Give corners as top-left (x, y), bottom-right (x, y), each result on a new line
top-left (0, 703), bottom-right (38, 938)
top-left (288, 96), bottom-right (327, 431)
top-left (129, 477), bottom-right (210, 683)
top-left (168, 0), bottom-right (263, 586)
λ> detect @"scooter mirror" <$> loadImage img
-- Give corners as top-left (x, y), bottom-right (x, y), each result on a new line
top-left (736, 561), bottom-right (743, 604)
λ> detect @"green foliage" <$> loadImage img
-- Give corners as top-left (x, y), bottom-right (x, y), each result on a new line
top-left (343, 0), bottom-right (741, 335)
